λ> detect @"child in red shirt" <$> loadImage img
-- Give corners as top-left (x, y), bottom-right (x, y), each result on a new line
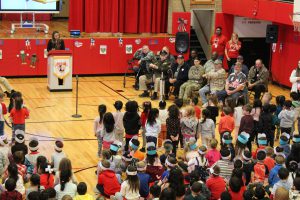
top-left (96, 160), bottom-right (121, 197)
top-left (218, 107), bottom-right (235, 142)
top-left (190, 97), bottom-right (201, 120)
top-left (206, 165), bottom-right (226, 200)
top-left (9, 98), bottom-right (29, 142)
top-left (38, 162), bottom-right (54, 189)
top-left (205, 138), bottom-right (221, 167)
top-left (264, 146), bottom-right (275, 173)
top-left (252, 150), bottom-right (269, 184)
top-left (140, 101), bottom-right (151, 152)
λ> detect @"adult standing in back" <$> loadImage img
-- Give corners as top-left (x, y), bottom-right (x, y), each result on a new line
top-left (210, 27), bottom-right (227, 60)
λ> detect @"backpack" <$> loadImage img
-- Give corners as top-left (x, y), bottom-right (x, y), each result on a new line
top-left (194, 157), bottom-right (209, 182)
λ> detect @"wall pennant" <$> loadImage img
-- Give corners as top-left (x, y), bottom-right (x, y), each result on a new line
top-left (100, 45), bottom-right (107, 55)
top-left (126, 45), bottom-right (133, 54)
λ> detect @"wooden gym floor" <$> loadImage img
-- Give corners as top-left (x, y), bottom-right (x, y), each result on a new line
top-left (2, 76), bottom-right (291, 193)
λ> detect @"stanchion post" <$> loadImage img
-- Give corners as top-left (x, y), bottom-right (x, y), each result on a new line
top-left (72, 75), bottom-right (82, 118)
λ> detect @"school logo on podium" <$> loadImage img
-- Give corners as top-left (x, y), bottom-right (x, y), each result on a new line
top-left (53, 56), bottom-right (70, 79)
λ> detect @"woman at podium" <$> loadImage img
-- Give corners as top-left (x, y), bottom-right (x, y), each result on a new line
top-left (47, 31), bottom-right (66, 85)
top-left (47, 31), bottom-right (65, 52)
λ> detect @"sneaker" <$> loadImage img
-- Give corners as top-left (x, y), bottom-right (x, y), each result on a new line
top-left (151, 92), bottom-right (158, 100)
top-left (139, 91), bottom-right (149, 97)
top-left (140, 147), bottom-right (146, 152)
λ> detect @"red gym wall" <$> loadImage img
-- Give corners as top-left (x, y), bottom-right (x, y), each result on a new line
top-left (0, 37), bottom-right (177, 76)
top-left (219, 0), bottom-right (297, 88)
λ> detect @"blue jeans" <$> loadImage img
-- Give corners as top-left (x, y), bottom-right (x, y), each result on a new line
top-left (199, 85), bottom-right (210, 104)
top-left (216, 90), bottom-right (244, 103)
top-left (0, 121), bottom-right (4, 136)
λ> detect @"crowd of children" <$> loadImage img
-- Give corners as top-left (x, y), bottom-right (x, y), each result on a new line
top-left (2, 88), bottom-right (300, 200)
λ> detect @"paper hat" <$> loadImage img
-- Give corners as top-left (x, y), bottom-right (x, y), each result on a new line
top-left (163, 139), bottom-right (173, 151)
top-left (15, 130), bottom-right (25, 143)
top-left (129, 136), bottom-right (139, 150)
top-left (242, 150), bottom-right (252, 161)
top-left (220, 148), bottom-right (231, 160)
top-left (188, 138), bottom-right (198, 150)
top-left (29, 137), bottom-right (39, 151)
top-left (257, 133), bottom-right (267, 145)
top-left (122, 152), bottom-right (133, 162)
top-left (147, 142), bottom-right (157, 155)
top-left (54, 139), bottom-right (63, 151)
top-left (238, 132), bottom-right (250, 144)
top-left (198, 145), bottom-right (207, 155)
top-left (293, 134), bottom-right (300, 143)
top-left (222, 132), bottom-right (232, 144)
top-left (126, 167), bottom-right (137, 176)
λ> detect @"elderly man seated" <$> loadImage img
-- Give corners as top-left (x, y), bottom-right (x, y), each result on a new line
top-left (216, 62), bottom-right (247, 103)
top-left (199, 59), bottom-right (226, 105)
top-left (132, 45), bottom-right (155, 90)
top-left (178, 57), bottom-right (205, 103)
top-left (165, 55), bottom-right (190, 99)
top-left (139, 50), bottom-right (171, 100)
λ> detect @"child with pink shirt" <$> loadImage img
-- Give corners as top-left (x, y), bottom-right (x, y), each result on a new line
top-left (205, 138), bottom-right (221, 167)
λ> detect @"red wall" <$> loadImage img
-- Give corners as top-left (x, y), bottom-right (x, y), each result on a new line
top-left (0, 37), bottom-right (180, 76)
top-left (271, 24), bottom-right (300, 87)
top-left (222, 0), bottom-right (293, 26)
top-left (221, 0), bottom-right (297, 87)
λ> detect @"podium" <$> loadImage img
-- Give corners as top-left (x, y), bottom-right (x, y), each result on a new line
top-left (47, 50), bottom-right (73, 91)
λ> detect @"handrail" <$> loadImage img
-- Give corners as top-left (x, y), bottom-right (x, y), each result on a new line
top-left (180, 0), bottom-right (187, 12)
top-left (192, 10), bottom-right (209, 44)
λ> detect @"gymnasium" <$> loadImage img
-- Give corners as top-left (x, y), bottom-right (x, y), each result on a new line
top-left (0, 0), bottom-right (299, 200)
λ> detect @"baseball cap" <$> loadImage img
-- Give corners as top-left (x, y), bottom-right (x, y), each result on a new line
top-left (214, 59), bottom-right (222, 65)
top-left (177, 54), bottom-right (184, 59)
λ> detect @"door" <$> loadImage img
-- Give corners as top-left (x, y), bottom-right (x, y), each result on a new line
top-left (52, 0), bottom-right (69, 18)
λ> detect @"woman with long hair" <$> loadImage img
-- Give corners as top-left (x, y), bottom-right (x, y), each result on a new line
top-left (289, 60), bottom-right (300, 92)
top-left (47, 31), bottom-right (65, 52)
top-left (225, 32), bottom-right (241, 69)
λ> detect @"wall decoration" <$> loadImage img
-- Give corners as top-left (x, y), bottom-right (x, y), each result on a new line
top-left (118, 38), bottom-right (123, 47)
top-left (135, 39), bottom-right (141, 45)
top-left (30, 54), bottom-right (37, 68)
top-left (100, 45), bottom-right (107, 55)
top-left (90, 38), bottom-right (95, 47)
top-left (125, 45), bottom-right (133, 54)
top-left (74, 41), bottom-right (83, 48)
top-left (149, 39), bottom-right (158, 45)
top-left (169, 38), bottom-right (176, 43)
top-left (17, 50), bottom-right (28, 64)
top-left (36, 39), bottom-right (46, 45)
top-left (0, 50), bottom-right (2, 60)
top-left (0, 40), bottom-right (4, 46)
top-left (25, 39), bottom-right (31, 49)
top-left (44, 49), bottom-right (48, 58)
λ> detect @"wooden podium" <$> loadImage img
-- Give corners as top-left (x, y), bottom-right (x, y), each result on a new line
top-left (47, 50), bottom-right (73, 91)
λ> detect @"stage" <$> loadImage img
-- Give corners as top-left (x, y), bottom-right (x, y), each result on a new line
top-left (0, 19), bottom-right (178, 77)
top-left (0, 19), bottom-right (171, 39)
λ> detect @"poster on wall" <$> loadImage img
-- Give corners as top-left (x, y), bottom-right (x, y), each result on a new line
top-left (53, 56), bottom-right (70, 79)
top-left (233, 17), bottom-right (272, 38)
top-left (126, 45), bottom-right (132, 54)
top-left (100, 45), bottom-right (107, 55)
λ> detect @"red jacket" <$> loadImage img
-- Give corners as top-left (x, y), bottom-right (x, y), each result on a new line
top-left (98, 170), bottom-right (120, 196)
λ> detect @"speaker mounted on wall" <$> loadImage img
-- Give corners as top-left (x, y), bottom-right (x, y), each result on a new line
top-left (266, 24), bottom-right (278, 43)
top-left (175, 32), bottom-right (189, 53)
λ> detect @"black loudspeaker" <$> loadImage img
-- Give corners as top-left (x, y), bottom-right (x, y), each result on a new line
top-left (266, 25), bottom-right (278, 43)
top-left (175, 32), bottom-right (189, 53)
